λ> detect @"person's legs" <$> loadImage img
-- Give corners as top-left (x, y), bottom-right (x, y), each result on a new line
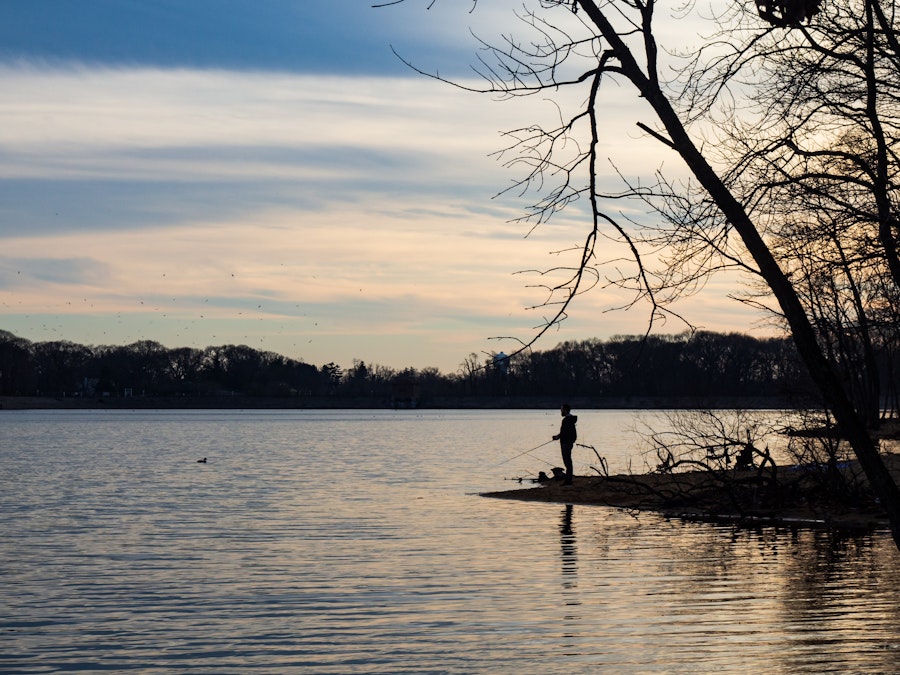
top-left (561, 442), bottom-right (574, 484)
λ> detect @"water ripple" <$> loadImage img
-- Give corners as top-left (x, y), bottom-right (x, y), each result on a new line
top-left (2, 410), bottom-right (900, 673)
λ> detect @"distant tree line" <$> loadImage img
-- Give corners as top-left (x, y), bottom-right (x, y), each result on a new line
top-left (0, 328), bottom-right (830, 404)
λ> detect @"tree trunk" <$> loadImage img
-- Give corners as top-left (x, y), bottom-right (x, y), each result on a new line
top-left (577, 0), bottom-right (900, 549)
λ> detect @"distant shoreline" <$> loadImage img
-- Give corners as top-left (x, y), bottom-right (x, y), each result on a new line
top-left (0, 395), bottom-right (800, 411)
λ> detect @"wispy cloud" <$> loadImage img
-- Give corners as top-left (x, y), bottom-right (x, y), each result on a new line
top-left (0, 63), bottom-right (767, 370)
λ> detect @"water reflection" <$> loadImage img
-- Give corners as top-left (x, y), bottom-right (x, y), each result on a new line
top-left (559, 504), bottom-right (578, 587)
top-left (558, 504), bottom-right (582, 656)
top-left (583, 516), bottom-right (900, 672)
top-left (4, 410), bottom-right (900, 674)
top-left (772, 529), bottom-right (900, 672)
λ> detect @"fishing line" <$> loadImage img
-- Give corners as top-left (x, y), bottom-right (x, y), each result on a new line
top-left (492, 439), bottom-right (556, 467)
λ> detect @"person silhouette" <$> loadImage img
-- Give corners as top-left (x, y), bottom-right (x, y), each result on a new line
top-left (552, 404), bottom-right (578, 485)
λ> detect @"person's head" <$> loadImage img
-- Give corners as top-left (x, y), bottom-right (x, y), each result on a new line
top-left (560, 403), bottom-right (571, 416)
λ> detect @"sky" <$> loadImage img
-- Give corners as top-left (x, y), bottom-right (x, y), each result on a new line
top-left (0, 0), bottom-right (771, 373)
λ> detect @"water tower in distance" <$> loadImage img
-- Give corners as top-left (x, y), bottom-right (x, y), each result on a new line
top-left (493, 352), bottom-right (510, 376)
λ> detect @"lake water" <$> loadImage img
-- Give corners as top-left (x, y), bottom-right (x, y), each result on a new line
top-left (2, 408), bottom-right (899, 673)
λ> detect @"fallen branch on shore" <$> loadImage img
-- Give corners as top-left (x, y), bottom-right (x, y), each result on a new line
top-left (482, 454), bottom-right (900, 533)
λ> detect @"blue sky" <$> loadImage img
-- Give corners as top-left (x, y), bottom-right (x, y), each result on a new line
top-left (0, 1), bottom-right (765, 373)
top-left (0, 1), bottom-right (463, 74)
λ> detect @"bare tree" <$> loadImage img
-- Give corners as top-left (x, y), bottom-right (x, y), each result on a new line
top-left (715, 1), bottom-right (900, 428)
top-left (586, 0), bottom-right (900, 548)
top-left (379, 0), bottom-right (900, 549)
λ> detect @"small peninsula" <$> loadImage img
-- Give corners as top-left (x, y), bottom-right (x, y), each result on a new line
top-left (482, 454), bottom-right (900, 533)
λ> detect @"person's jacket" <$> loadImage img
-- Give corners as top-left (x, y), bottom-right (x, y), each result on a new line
top-left (559, 414), bottom-right (577, 444)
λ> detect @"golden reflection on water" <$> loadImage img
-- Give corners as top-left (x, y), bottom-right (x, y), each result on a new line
top-left (552, 503), bottom-right (900, 672)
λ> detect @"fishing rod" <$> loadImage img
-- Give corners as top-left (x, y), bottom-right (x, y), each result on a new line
top-left (492, 439), bottom-right (556, 468)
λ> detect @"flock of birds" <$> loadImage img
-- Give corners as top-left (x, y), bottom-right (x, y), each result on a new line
top-left (2, 267), bottom-right (322, 352)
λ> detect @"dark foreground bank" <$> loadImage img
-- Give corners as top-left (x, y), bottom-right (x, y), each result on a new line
top-left (482, 454), bottom-right (900, 533)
